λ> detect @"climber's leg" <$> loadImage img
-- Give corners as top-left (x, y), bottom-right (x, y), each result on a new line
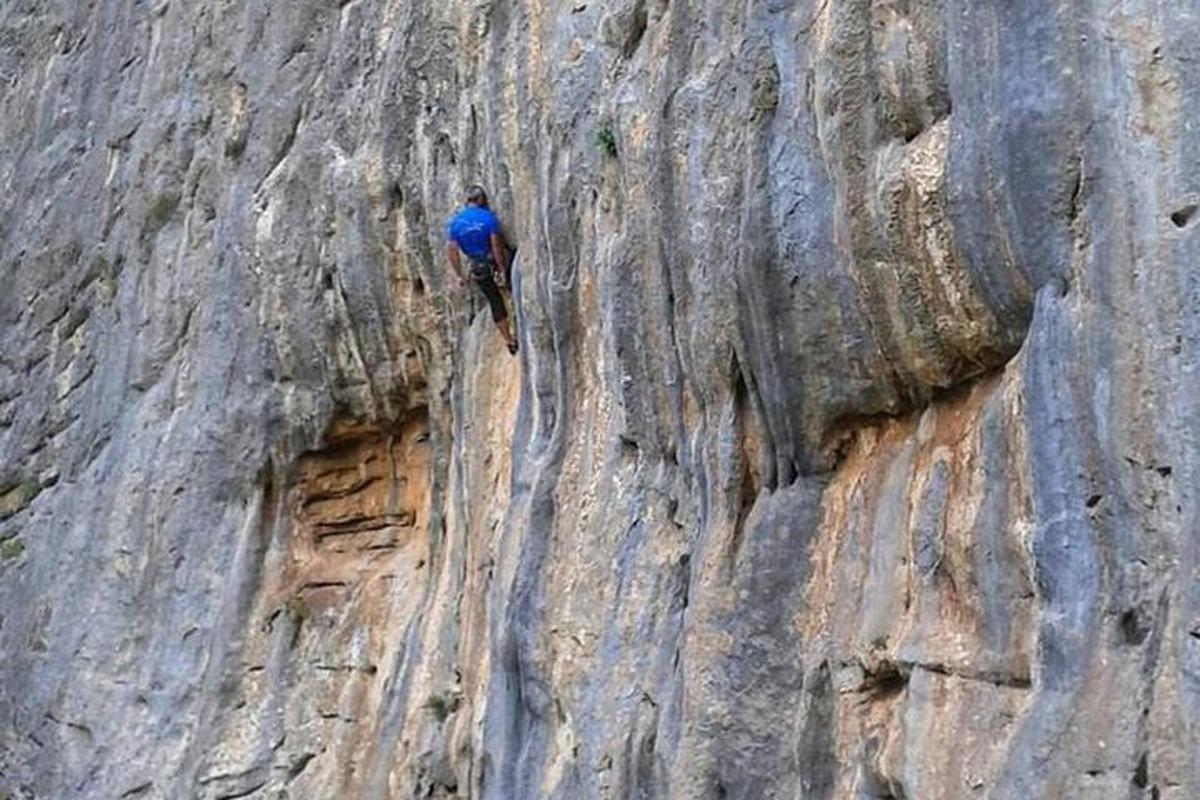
top-left (500, 245), bottom-right (516, 291)
top-left (474, 269), bottom-right (518, 354)
top-left (499, 317), bottom-right (517, 355)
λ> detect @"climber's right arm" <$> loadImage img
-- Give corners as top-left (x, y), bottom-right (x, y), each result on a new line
top-left (489, 233), bottom-right (510, 290)
top-left (445, 242), bottom-right (467, 288)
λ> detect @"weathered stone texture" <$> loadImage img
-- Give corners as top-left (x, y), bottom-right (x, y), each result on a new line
top-left (1, 1), bottom-right (1198, 798)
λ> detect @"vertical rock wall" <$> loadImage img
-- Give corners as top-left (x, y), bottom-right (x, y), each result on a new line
top-left (1, 1), bottom-right (1197, 798)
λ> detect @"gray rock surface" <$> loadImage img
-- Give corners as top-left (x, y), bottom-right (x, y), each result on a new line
top-left (1, 1), bottom-right (1198, 798)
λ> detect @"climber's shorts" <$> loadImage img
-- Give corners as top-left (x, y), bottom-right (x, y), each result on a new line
top-left (470, 258), bottom-right (508, 323)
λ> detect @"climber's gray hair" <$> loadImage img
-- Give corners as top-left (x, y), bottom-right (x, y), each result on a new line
top-left (465, 185), bottom-right (489, 207)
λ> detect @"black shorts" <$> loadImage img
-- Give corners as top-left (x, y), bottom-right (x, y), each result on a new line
top-left (470, 258), bottom-right (508, 323)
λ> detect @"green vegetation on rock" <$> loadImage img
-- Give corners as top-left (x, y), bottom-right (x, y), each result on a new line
top-left (594, 124), bottom-right (617, 158)
top-left (0, 479), bottom-right (40, 521)
top-left (1, 537), bottom-right (24, 560)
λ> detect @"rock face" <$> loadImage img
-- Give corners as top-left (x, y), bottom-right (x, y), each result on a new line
top-left (1, 1), bottom-right (1198, 798)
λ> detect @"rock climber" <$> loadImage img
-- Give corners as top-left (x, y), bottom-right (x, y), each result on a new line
top-left (445, 185), bottom-right (518, 354)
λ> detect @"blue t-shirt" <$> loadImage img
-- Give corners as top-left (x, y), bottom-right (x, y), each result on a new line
top-left (446, 206), bottom-right (499, 261)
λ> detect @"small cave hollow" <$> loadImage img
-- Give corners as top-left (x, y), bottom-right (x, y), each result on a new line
top-left (279, 407), bottom-right (432, 610)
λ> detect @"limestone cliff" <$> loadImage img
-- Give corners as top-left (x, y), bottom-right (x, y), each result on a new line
top-left (1, 1), bottom-right (1198, 798)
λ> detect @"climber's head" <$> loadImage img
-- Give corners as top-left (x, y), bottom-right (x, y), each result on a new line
top-left (465, 185), bottom-right (489, 208)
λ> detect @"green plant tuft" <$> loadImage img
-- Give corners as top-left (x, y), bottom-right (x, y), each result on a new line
top-left (1, 537), bottom-right (25, 560)
top-left (594, 124), bottom-right (618, 159)
top-left (424, 691), bottom-right (461, 722)
top-left (0, 479), bottom-right (41, 521)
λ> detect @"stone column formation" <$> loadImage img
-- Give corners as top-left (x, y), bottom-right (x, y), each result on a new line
top-left (0, 1), bottom-right (1196, 798)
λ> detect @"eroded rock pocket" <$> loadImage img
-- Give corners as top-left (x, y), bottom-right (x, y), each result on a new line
top-left (280, 408), bottom-right (432, 611)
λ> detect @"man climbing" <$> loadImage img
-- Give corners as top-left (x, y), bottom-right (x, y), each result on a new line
top-left (445, 185), bottom-right (518, 354)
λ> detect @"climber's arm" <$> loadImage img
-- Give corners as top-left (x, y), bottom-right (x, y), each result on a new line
top-left (490, 233), bottom-right (510, 290)
top-left (445, 241), bottom-right (467, 287)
